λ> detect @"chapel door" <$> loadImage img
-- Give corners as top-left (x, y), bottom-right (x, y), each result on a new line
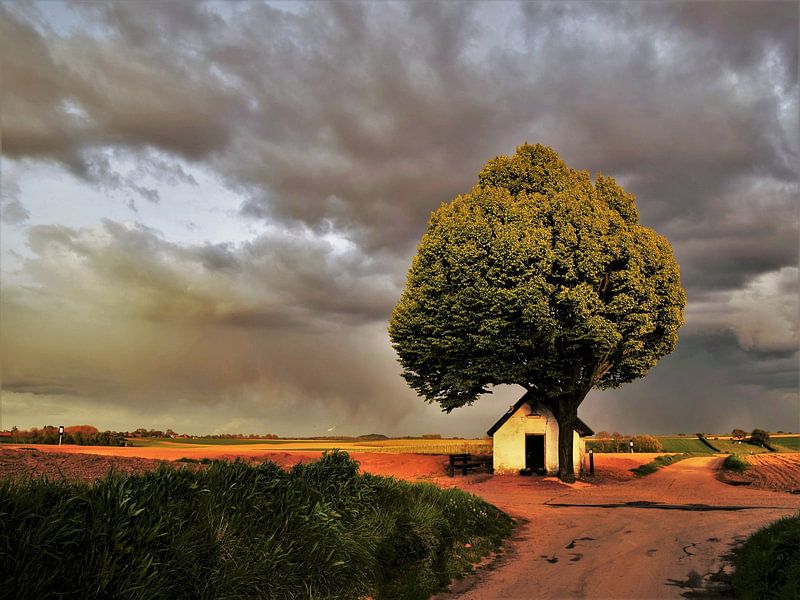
top-left (525, 434), bottom-right (545, 472)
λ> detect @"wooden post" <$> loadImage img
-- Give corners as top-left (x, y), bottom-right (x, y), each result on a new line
top-left (589, 449), bottom-right (594, 475)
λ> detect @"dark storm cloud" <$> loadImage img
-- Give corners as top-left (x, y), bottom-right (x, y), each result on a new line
top-left (0, 4), bottom-right (237, 182)
top-left (1, 218), bottom-right (415, 432)
top-left (19, 219), bottom-right (400, 327)
top-left (4, 1), bottom-right (795, 280)
top-left (2, 1), bottom-right (797, 432)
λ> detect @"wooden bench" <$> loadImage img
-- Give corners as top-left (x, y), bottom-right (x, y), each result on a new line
top-left (447, 453), bottom-right (492, 476)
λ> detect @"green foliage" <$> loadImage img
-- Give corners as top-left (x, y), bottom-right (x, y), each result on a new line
top-left (731, 428), bottom-right (747, 441)
top-left (389, 143), bottom-right (685, 411)
top-left (750, 429), bottom-right (770, 446)
top-left (629, 453), bottom-right (696, 476)
top-left (7, 426), bottom-right (126, 446)
top-left (631, 435), bottom-right (662, 452)
top-left (733, 514), bottom-right (800, 600)
top-left (723, 455), bottom-right (750, 473)
top-left (0, 451), bottom-right (513, 600)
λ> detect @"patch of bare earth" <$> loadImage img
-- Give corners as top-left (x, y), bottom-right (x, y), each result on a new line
top-left (581, 452), bottom-right (664, 482)
top-left (720, 453), bottom-right (800, 493)
top-left (0, 445), bottom-right (450, 482)
top-left (0, 447), bottom-right (180, 482)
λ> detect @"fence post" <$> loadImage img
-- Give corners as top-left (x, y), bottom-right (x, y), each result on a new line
top-left (589, 449), bottom-right (594, 475)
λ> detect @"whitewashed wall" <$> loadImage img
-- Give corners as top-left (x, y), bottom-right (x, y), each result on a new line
top-left (492, 402), bottom-right (586, 475)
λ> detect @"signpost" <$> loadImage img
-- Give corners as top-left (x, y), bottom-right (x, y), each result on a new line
top-left (58, 425), bottom-right (64, 446)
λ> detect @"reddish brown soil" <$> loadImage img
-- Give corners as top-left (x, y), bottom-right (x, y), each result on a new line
top-left (721, 453), bottom-right (800, 493)
top-left (0, 445), bottom-right (450, 482)
top-left (438, 457), bottom-right (800, 599)
top-left (0, 447), bottom-right (174, 481)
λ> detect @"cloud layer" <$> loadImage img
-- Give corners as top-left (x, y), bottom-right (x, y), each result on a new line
top-left (1, 1), bottom-right (797, 434)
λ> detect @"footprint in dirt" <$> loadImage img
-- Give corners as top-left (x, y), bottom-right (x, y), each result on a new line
top-left (646, 549), bottom-right (657, 557)
top-left (569, 553), bottom-right (583, 562)
top-left (565, 537), bottom-right (595, 549)
top-left (540, 554), bottom-right (558, 564)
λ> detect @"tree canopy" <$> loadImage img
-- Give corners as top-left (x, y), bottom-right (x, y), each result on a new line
top-left (389, 144), bottom-right (686, 480)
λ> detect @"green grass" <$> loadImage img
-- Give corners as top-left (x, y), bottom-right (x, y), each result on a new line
top-left (0, 451), bottom-right (513, 600)
top-left (733, 514), bottom-right (800, 600)
top-left (772, 437), bottom-right (800, 451)
top-left (657, 437), bottom-right (714, 453)
top-left (588, 437), bottom-right (713, 453)
top-left (711, 439), bottom-right (771, 454)
top-left (722, 455), bottom-right (749, 473)
top-left (629, 453), bottom-right (697, 477)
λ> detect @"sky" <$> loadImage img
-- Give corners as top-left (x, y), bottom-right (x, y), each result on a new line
top-left (1, 0), bottom-right (797, 437)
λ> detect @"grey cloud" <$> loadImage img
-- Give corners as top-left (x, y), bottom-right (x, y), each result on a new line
top-left (1, 5), bottom-right (237, 174)
top-left (5, 2), bottom-right (795, 286)
top-left (1, 177), bottom-right (30, 224)
top-left (23, 219), bottom-right (400, 327)
top-left (0, 198), bottom-right (30, 224)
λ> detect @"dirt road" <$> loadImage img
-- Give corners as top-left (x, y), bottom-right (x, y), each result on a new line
top-left (441, 457), bottom-right (800, 599)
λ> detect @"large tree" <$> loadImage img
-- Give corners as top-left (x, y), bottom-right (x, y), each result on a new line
top-left (389, 144), bottom-right (685, 482)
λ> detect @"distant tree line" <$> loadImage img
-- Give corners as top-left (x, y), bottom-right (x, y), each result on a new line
top-left (6, 425), bottom-right (126, 446)
top-left (128, 429), bottom-right (279, 439)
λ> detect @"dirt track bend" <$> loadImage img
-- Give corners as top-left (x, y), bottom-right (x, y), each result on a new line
top-left (440, 457), bottom-right (800, 599)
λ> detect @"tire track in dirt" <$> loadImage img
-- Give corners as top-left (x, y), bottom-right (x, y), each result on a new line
top-left (437, 457), bottom-right (800, 599)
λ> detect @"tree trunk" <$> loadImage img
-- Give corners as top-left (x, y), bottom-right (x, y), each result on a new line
top-left (548, 399), bottom-right (580, 483)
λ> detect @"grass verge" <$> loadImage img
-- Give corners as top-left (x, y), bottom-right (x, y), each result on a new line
top-left (733, 514), bottom-right (800, 600)
top-left (0, 451), bottom-right (513, 600)
top-left (629, 453), bottom-right (697, 477)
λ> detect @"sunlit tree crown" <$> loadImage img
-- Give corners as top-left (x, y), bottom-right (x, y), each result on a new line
top-left (390, 144), bottom-right (685, 411)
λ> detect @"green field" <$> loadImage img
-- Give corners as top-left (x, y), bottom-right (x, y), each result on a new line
top-left (771, 436), bottom-right (800, 451)
top-left (656, 437), bottom-right (714, 453)
top-left (705, 439), bottom-right (771, 454)
top-left (588, 435), bottom-right (779, 454)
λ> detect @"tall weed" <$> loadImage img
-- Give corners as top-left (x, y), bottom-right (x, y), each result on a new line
top-left (1, 451), bottom-right (512, 600)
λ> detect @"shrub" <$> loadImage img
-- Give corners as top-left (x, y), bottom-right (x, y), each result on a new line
top-left (723, 455), bottom-right (749, 473)
top-left (0, 451), bottom-right (513, 600)
top-left (733, 514), bottom-right (800, 600)
top-left (632, 435), bottom-right (662, 452)
top-left (630, 453), bottom-right (694, 477)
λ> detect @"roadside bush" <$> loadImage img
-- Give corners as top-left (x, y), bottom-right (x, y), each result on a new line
top-left (0, 451), bottom-right (513, 600)
top-left (723, 455), bottom-right (749, 473)
top-left (632, 435), bottom-right (662, 452)
top-left (733, 514), bottom-right (800, 600)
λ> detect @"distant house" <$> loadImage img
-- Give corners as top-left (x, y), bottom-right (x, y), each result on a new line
top-left (487, 392), bottom-right (593, 475)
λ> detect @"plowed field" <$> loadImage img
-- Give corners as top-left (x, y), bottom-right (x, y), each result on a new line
top-left (722, 453), bottom-right (800, 493)
top-left (744, 453), bottom-right (800, 492)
